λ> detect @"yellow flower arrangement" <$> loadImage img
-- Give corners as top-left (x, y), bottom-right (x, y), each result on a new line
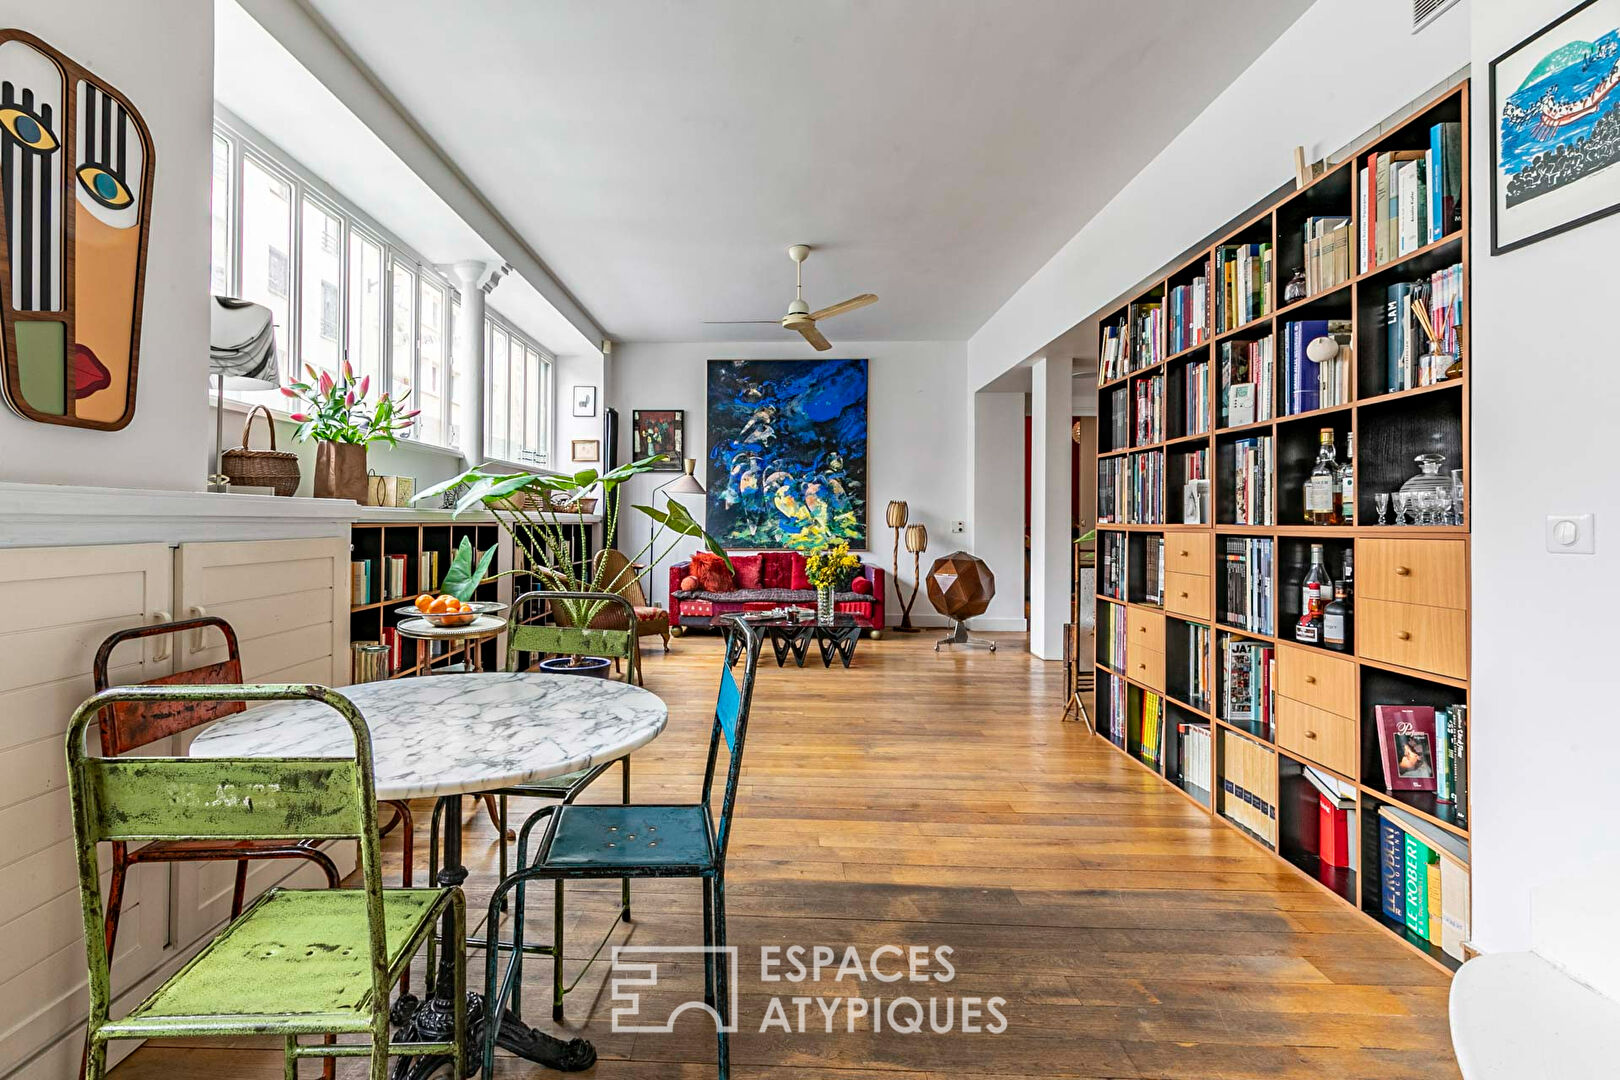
top-left (805, 539), bottom-right (860, 591)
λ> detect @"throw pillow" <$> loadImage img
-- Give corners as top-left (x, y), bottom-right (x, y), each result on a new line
top-left (850, 575), bottom-right (872, 595)
top-left (731, 553), bottom-right (763, 590)
top-left (680, 574), bottom-right (699, 593)
top-left (760, 551), bottom-right (794, 589)
top-left (689, 551), bottom-right (734, 592)
top-left (789, 552), bottom-right (810, 592)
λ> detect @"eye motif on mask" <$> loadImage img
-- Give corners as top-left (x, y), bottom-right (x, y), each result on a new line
top-left (0, 30), bottom-right (153, 431)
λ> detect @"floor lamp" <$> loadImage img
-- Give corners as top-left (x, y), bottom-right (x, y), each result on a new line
top-left (650, 458), bottom-right (705, 606)
top-left (885, 501), bottom-right (922, 633)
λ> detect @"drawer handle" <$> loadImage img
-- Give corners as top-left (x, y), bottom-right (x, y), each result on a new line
top-left (1395, 566), bottom-right (1411, 576)
top-left (1304, 675), bottom-right (1317, 685)
top-left (1137, 663), bottom-right (1146, 671)
top-left (1396, 630), bottom-right (1412, 641)
top-left (1305, 730), bottom-right (1317, 740)
top-left (1178, 591), bottom-right (1189, 599)
top-left (1179, 550), bottom-right (1189, 557)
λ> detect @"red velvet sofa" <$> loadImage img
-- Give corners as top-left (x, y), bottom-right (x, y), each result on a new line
top-left (667, 551), bottom-right (885, 633)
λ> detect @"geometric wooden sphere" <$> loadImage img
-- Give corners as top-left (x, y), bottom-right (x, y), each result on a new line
top-left (925, 551), bottom-right (996, 621)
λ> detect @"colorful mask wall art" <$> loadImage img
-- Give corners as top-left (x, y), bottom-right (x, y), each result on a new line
top-left (0, 29), bottom-right (154, 430)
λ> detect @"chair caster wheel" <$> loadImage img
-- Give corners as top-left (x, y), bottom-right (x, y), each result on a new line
top-left (990, 644), bottom-right (997, 652)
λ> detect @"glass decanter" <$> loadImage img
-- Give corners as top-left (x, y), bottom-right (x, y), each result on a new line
top-left (1399, 454), bottom-right (1450, 504)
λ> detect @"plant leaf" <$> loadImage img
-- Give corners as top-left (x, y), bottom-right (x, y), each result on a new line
top-left (441, 537), bottom-right (499, 601)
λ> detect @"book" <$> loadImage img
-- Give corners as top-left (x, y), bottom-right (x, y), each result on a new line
top-left (1435, 707), bottom-right (1453, 803)
top-left (1134, 373), bottom-right (1165, 446)
top-left (350, 560), bottom-right (370, 606)
top-left (1439, 855), bottom-right (1469, 961)
top-left (1449, 704), bottom-right (1468, 827)
top-left (1403, 833), bottom-right (1432, 937)
top-left (1100, 317), bottom-right (1129, 382)
top-left (1144, 535), bottom-right (1165, 606)
top-left (1379, 817), bottom-right (1406, 921)
top-left (1109, 386), bottom-right (1129, 449)
top-left (1426, 858), bottom-right (1443, 943)
top-left (1219, 727), bottom-right (1277, 845)
top-left (1167, 266), bottom-right (1209, 354)
top-left (1184, 360), bottom-right (1211, 435)
top-left (1178, 722), bottom-right (1211, 793)
top-left (1303, 767), bottom-right (1356, 869)
top-left (1375, 705), bottom-right (1439, 792)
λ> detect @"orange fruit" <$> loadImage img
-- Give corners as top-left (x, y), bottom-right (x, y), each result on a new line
top-left (428, 595), bottom-right (453, 614)
top-left (414, 593), bottom-right (433, 612)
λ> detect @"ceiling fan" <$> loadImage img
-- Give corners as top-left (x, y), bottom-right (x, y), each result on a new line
top-left (704, 244), bottom-right (876, 351)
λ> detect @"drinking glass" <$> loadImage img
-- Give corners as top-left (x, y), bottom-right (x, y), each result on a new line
top-left (1450, 469), bottom-right (1465, 526)
top-left (1392, 491), bottom-right (1409, 526)
top-left (1374, 493), bottom-right (1389, 526)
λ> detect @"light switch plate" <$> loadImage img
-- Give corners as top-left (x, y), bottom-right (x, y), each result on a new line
top-left (1546, 514), bottom-right (1595, 554)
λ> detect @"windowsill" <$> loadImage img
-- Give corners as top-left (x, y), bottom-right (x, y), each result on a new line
top-left (210, 392), bottom-right (469, 461)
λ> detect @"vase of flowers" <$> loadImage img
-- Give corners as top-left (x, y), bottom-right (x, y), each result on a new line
top-left (805, 539), bottom-right (859, 625)
top-left (283, 362), bottom-right (417, 501)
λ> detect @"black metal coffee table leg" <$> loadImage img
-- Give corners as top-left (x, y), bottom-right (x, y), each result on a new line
top-left (391, 795), bottom-right (595, 1077)
top-left (788, 625), bottom-right (815, 667)
top-left (816, 626), bottom-right (861, 668)
top-left (768, 628), bottom-right (794, 667)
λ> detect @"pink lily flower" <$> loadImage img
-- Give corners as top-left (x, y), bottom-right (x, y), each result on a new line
top-left (342, 359), bottom-right (355, 381)
top-left (289, 413), bottom-right (311, 422)
top-left (318, 371), bottom-right (334, 396)
top-left (358, 375), bottom-right (370, 397)
top-left (279, 386), bottom-right (298, 398)
top-left (345, 391), bottom-right (356, 407)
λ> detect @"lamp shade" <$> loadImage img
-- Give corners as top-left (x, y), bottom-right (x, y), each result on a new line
top-left (886, 500), bottom-right (909, 528)
top-left (662, 457), bottom-right (705, 495)
top-left (905, 523), bottom-right (928, 553)
top-left (209, 296), bottom-right (280, 389)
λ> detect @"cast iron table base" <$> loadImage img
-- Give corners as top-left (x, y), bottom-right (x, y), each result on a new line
top-left (717, 614), bottom-right (869, 669)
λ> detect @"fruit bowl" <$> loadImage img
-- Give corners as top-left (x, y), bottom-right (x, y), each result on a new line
top-left (394, 600), bottom-right (507, 629)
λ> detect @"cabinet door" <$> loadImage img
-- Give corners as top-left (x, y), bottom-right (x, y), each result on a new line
top-left (0, 544), bottom-right (173, 1078)
top-left (170, 538), bottom-right (354, 948)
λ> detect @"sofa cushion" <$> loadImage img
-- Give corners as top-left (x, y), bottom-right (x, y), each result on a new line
top-left (850, 575), bottom-right (872, 595)
top-left (680, 574), bottom-right (699, 593)
top-left (689, 551), bottom-right (734, 592)
top-left (731, 553), bottom-right (763, 590)
top-left (790, 552), bottom-right (811, 591)
top-left (760, 551), bottom-right (794, 590)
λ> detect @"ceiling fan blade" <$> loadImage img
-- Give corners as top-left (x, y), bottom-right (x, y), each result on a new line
top-left (796, 322), bottom-right (832, 351)
top-left (703, 320), bottom-right (784, 324)
top-left (809, 293), bottom-right (877, 322)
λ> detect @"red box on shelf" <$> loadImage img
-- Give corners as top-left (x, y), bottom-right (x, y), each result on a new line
top-left (1318, 791), bottom-right (1352, 868)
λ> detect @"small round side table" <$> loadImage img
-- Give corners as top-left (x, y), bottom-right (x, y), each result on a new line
top-left (397, 614), bottom-right (505, 675)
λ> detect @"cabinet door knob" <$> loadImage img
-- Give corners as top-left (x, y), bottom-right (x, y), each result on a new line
top-left (1305, 730), bottom-right (1317, 740)
top-left (1396, 630), bottom-right (1412, 641)
top-left (1179, 591), bottom-right (1189, 599)
top-left (1179, 550), bottom-right (1189, 558)
top-left (1395, 566), bottom-right (1411, 576)
top-left (1304, 675), bottom-right (1317, 685)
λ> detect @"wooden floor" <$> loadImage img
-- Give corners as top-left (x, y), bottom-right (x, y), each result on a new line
top-left (114, 631), bottom-right (1460, 1079)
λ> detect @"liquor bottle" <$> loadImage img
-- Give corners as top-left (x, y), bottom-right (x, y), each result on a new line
top-left (1303, 428), bottom-right (1343, 525)
top-left (1295, 544), bottom-right (1331, 644)
top-left (1323, 580), bottom-right (1349, 651)
top-left (1340, 432), bottom-right (1356, 525)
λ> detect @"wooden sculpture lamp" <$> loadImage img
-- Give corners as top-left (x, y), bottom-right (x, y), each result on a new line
top-left (886, 500), bottom-right (927, 633)
top-left (926, 550), bottom-right (997, 653)
top-left (0, 30), bottom-right (155, 430)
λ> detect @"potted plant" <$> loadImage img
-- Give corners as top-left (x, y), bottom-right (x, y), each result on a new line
top-left (413, 454), bottom-right (730, 672)
top-left (804, 538), bottom-right (859, 624)
top-left (282, 362), bottom-right (417, 501)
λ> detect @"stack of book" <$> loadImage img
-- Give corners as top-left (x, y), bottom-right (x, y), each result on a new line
top-left (1167, 268), bottom-right (1209, 353)
top-left (417, 550), bottom-right (440, 594)
top-left (1178, 722), bottom-right (1211, 793)
top-left (1280, 319), bottom-right (1353, 415)
top-left (1099, 533), bottom-right (1126, 599)
top-left (1218, 337), bottom-right (1274, 426)
top-left (1132, 302), bottom-right (1163, 372)
top-left (381, 625), bottom-right (403, 673)
top-left (350, 560), bottom-right (373, 606)
top-left (1359, 121), bottom-right (1461, 271)
top-left (1108, 386), bottom-right (1129, 449)
top-left (1230, 436), bottom-right (1273, 526)
top-left (1300, 216), bottom-right (1352, 295)
top-left (1220, 728), bottom-right (1278, 845)
top-left (1184, 360), bottom-right (1211, 435)
top-left (381, 553), bottom-right (409, 600)
top-left (1220, 634), bottom-right (1275, 734)
top-left (1098, 458), bottom-right (1125, 524)
top-left (1129, 451), bottom-right (1164, 524)
top-left (1220, 538), bottom-right (1273, 634)
top-left (1378, 805), bottom-right (1469, 962)
top-left (1100, 317), bottom-right (1129, 381)
top-left (1138, 691), bottom-right (1164, 768)
top-left (1107, 675), bottom-right (1127, 748)
top-left (1384, 262), bottom-right (1462, 393)
top-left (1214, 242), bottom-right (1273, 332)
top-left (1134, 373), bottom-right (1164, 446)
top-left (1106, 602), bottom-right (1127, 669)
top-left (1142, 536), bottom-right (1165, 606)
top-left (1182, 621), bottom-right (1210, 710)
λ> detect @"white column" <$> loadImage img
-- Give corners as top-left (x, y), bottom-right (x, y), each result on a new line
top-left (449, 260), bottom-right (490, 465)
top-left (970, 390), bottom-right (1027, 632)
top-left (1029, 354), bottom-right (1072, 660)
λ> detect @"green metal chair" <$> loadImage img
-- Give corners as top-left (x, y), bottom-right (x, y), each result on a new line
top-left (66, 683), bottom-right (466, 1080)
top-left (481, 616), bottom-right (765, 1079)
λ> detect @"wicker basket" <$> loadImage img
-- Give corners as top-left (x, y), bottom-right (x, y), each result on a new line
top-left (221, 404), bottom-right (300, 496)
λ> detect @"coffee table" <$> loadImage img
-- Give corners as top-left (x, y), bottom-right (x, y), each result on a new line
top-left (712, 611), bottom-right (872, 668)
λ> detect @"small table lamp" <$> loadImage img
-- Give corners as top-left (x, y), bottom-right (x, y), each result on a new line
top-left (897, 522), bottom-right (927, 632)
top-left (651, 458), bottom-right (705, 605)
top-left (208, 297), bottom-right (281, 492)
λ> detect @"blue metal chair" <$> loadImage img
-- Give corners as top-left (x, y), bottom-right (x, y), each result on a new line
top-left (481, 616), bottom-right (763, 1079)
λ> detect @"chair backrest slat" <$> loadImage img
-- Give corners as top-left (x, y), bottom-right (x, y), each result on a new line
top-left (94, 617), bottom-right (245, 755)
top-left (593, 548), bottom-right (649, 608)
top-left (716, 664), bottom-right (742, 752)
top-left (506, 590), bottom-right (640, 679)
top-left (706, 618), bottom-right (762, 863)
top-left (84, 757), bottom-right (362, 842)
top-left (510, 623), bottom-right (634, 660)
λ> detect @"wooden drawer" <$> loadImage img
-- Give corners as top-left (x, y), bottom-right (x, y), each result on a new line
top-left (1127, 641), bottom-right (1166, 692)
top-left (1164, 571), bottom-right (1212, 621)
top-left (1358, 597), bottom-right (1467, 679)
top-left (1359, 539), bottom-right (1467, 610)
top-left (1274, 644), bottom-right (1356, 716)
top-left (1165, 532), bottom-right (1213, 576)
top-left (1127, 607), bottom-right (1165, 645)
top-left (1276, 696), bottom-right (1358, 777)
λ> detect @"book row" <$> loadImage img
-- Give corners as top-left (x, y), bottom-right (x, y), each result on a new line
top-left (1097, 451), bottom-right (1164, 525)
top-left (1359, 121), bottom-right (1462, 272)
top-left (1379, 804), bottom-right (1468, 962)
top-left (1384, 262), bottom-right (1463, 394)
top-left (1214, 242), bottom-right (1273, 332)
top-left (1221, 537), bottom-right (1275, 635)
top-left (1167, 273), bottom-right (1208, 355)
top-left (1219, 337), bottom-right (1275, 426)
top-left (1220, 727), bottom-right (1278, 845)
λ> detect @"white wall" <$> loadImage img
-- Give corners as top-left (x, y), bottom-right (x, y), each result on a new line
top-left (0, 2), bottom-right (214, 491)
top-left (610, 341), bottom-right (984, 628)
top-left (970, 392), bottom-right (1027, 631)
top-left (965, 0), bottom-right (1471, 390)
top-left (1468, 0), bottom-right (1620, 974)
top-left (555, 351), bottom-right (606, 474)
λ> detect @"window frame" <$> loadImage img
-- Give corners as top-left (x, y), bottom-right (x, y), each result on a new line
top-left (483, 308), bottom-right (553, 468)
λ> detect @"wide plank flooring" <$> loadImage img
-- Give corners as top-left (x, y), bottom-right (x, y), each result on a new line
top-left (113, 631), bottom-right (1460, 1079)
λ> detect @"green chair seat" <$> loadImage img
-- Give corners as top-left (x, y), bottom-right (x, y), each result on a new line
top-left (105, 887), bottom-right (447, 1037)
top-left (543, 804), bottom-right (715, 871)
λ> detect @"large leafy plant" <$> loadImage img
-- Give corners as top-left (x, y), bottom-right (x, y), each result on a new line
top-left (414, 455), bottom-right (730, 631)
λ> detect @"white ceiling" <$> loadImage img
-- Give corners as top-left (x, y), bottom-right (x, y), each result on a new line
top-left (302, 0), bottom-right (1311, 344)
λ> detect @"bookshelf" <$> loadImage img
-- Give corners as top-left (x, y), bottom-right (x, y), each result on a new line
top-left (1091, 84), bottom-right (1471, 973)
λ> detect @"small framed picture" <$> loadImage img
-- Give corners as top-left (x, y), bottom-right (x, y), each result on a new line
top-left (571, 438), bottom-right (600, 463)
top-left (632, 409), bottom-right (684, 470)
top-left (571, 385), bottom-right (597, 417)
top-left (1375, 705), bottom-right (1438, 792)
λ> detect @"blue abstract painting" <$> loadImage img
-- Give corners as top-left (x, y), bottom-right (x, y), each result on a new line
top-left (705, 358), bottom-right (868, 549)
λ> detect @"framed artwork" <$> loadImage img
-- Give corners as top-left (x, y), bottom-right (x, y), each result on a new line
top-left (571, 438), bottom-right (600, 463)
top-left (571, 385), bottom-right (597, 417)
top-left (0, 29), bottom-right (156, 430)
top-left (632, 409), bottom-right (684, 470)
top-left (1374, 705), bottom-right (1438, 792)
top-left (1491, 0), bottom-right (1620, 253)
top-left (705, 358), bottom-right (868, 549)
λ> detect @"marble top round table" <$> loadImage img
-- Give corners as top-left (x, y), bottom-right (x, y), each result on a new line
top-left (189, 672), bottom-right (668, 801)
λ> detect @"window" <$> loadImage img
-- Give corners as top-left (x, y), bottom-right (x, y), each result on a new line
top-left (449, 296), bottom-right (465, 447)
top-left (238, 155), bottom-right (292, 355)
top-left (484, 312), bottom-right (551, 466)
top-left (210, 134), bottom-right (232, 295)
top-left (347, 230), bottom-right (385, 391)
top-left (417, 277), bottom-right (446, 445)
top-left (487, 323), bottom-right (509, 460)
top-left (389, 262), bottom-right (415, 409)
top-left (300, 196), bottom-right (343, 375)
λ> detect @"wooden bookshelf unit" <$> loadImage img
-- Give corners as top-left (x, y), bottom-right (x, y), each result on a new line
top-left (1093, 84), bottom-right (1471, 973)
